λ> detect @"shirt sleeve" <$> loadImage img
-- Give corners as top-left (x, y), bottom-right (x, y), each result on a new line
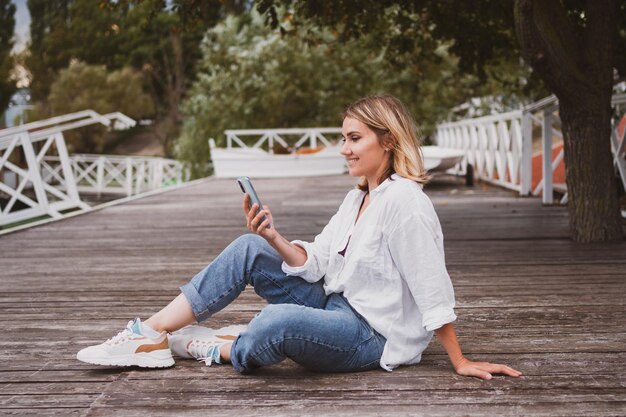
top-left (280, 206), bottom-right (343, 283)
top-left (387, 212), bottom-right (457, 332)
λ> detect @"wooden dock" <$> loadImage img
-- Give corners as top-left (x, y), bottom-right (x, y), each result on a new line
top-left (1, 174), bottom-right (625, 416)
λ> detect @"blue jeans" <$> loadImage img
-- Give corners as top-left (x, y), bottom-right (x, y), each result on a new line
top-left (180, 234), bottom-right (386, 374)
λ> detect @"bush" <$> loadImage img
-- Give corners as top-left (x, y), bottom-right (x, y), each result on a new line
top-left (177, 11), bottom-right (482, 177)
top-left (40, 61), bottom-right (154, 153)
top-left (177, 12), bottom-right (390, 177)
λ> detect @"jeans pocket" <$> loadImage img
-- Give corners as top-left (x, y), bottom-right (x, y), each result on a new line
top-left (353, 335), bottom-right (385, 371)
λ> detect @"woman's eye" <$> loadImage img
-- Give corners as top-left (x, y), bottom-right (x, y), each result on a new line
top-left (350, 137), bottom-right (360, 142)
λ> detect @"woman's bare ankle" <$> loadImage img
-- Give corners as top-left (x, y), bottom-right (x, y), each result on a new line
top-left (143, 318), bottom-right (166, 333)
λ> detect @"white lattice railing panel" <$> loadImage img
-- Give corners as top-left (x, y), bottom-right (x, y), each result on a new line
top-left (0, 131), bottom-right (88, 227)
top-left (436, 110), bottom-right (528, 193)
top-left (42, 154), bottom-right (188, 196)
top-left (1, 109), bottom-right (191, 230)
top-left (223, 128), bottom-right (342, 152)
top-left (436, 93), bottom-right (625, 205)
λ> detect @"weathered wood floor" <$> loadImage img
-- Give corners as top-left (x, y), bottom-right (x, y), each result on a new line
top-left (1, 174), bottom-right (625, 416)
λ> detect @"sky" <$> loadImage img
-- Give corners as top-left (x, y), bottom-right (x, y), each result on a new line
top-left (11, 0), bottom-right (31, 54)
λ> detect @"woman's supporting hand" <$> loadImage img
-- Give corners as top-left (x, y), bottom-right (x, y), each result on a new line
top-left (434, 323), bottom-right (523, 380)
top-left (243, 194), bottom-right (277, 242)
top-left (454, 357), bottom-right (522, 380)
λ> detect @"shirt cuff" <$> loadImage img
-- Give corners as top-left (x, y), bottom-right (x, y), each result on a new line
top-left (280, 240), bottom-right (314, 276)
top-left (423, 309), bottom-right (457, 332)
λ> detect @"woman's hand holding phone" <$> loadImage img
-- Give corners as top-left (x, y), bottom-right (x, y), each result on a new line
top-left (243, 194), bottom-right (278, 242)
top-left (237, 178), bottom-right (307, 268)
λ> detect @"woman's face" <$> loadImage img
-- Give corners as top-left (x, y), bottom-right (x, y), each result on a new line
top-left (340, 117), bottom-right (390, 184)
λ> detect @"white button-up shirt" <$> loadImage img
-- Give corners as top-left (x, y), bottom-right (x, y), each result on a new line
top-left (282, 174), bottom-right (457, 371)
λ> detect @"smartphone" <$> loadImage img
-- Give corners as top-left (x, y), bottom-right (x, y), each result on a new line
top-left (237, 176), bottom-right (271, 229)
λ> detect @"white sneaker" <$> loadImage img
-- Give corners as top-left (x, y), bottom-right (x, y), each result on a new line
top-left (77, 318), bottom-right (175, 368)
top-left (169, 324), bottom-right (247, 366)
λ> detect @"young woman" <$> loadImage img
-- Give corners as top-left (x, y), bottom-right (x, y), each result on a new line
top-left (78, 95), bottom-right (521, 379)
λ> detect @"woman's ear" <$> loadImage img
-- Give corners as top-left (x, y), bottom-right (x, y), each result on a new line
top-left (382, 133), bottom-right (394, 151)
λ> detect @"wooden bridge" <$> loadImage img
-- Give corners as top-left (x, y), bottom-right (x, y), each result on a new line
top-left (1, 174), bottom-right (625, 416)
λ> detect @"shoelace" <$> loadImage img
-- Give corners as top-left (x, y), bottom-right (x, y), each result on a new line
top-left (105, 321), bottom-right (135, 345)
top-left (186, 339), bottom-right (224, 366)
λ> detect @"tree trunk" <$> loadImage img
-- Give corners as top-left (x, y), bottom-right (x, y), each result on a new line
top-left (514, 0), bottom-right (623, 243)
top-left (560, 99), bottom-right (622, 242)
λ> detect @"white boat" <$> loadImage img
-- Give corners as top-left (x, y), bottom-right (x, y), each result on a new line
top-left (421, 146), bottom-right (466, 172)
top-left (209, 130), bottom-right (465, 178)
top-left (210, 142), bottom-right (346, 178)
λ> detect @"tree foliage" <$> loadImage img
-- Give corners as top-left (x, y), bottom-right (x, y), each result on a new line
top-left (0, 0), bottom-right (16, 117)
top-left (35, 61), bottom-right (153, 153)
top-left (26, 0), bottom-right (249, 155)
top-left (176, 10), bottom-right (493, 177)
top-left (255, 0), bottom-right (625, 243)
top-left (256, 0), bottom-right (625, 82)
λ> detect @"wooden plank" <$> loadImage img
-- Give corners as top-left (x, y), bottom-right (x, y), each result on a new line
top-left (1, 174), bottom-right (625, 415)
top-left (83, 402), bottom-right (626, 417)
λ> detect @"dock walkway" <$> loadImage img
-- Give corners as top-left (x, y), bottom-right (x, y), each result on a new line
top-left (1, 174), bottom-right (625, 416)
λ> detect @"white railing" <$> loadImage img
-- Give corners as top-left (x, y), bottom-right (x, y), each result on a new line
top-left (436, 93), bottom-right (626, 205)
top-left (610, 94), bottom-right (626, 207)
top-left (0, 111), bottom-right (118, 227)
top-left (436, 109), bottom-right (531, 195)
top-left (223, 128), bottom-right (342, 152)
top-left (0, 110), bottom-right (188, 229)
top-left (41, 154), bottom-right (187, 196)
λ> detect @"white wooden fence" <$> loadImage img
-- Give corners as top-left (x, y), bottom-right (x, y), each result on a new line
top-left (435, 94), bottom-right (626, 205)
top-left (223, 127), bottom-right (341, 151)
top-left (0, 110), bottom-right (188, 229)
top-left (610, 93), bottom-right (626, 207)
top-left (41, 154), bottom-right (187, 197)
top-left (436, 109), bottom-right (531, 195)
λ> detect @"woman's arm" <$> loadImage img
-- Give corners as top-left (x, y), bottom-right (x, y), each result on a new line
top-left (435, 323), bottom-right (523, 380)
top-left (243, 194), bottom-right (307, 267)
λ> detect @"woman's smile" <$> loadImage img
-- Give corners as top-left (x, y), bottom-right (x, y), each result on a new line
top-left (346, 157), bottom-right (359, 166)
top-left (340, 117), bottom-right (390, 188)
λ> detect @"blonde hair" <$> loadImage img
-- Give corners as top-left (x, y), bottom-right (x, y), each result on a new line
top-left (343, 95), bottom-right (429, 191)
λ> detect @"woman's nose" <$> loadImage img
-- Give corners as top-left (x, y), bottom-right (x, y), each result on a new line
top-left (340, 141), bottom-right (351, 156)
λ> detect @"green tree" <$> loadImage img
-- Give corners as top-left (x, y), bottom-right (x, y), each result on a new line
top-left (119, 0), bottom-right (203, 156)
top-left (515, 1), bottom-right (624, 243)
top-left (39, 61), bottom-right (154, 153)
top-left (177, 12), bottom-right (382, 176)
top-left (115, 0), bottom-right (249, 154)
top-left (0, 0), bottom-right (16, 118)
top-left (27, 0), bottom-right (247, 155)
top-left (27, 0), bottom-right (133, 100)
top-left (256, 0), bottom-right (625, 243)
top-left (177, 10), bottom-right (485, 177)
top-left (28, 0), bottom-right (73, 101)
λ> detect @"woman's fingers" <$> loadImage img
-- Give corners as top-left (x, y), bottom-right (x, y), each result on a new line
top-left (459, 366), bottom-right (492, 380)
top-left (485, 363), bottom-right (522, 377)
top-left (251, 206), bottom-right (265, 225)
top-left (458, 361), bottom-right (523, 380)
top-left (479, 363), bottom-right (522, 378)
top-left (262, 205), bottom-right (272, 222)
top-left (256, 217), bottom-right (271, 233)
top-left (250, 206), bottom-right (274, 235)
top-left (242, 197), bottom-right (275, 237)
top-left (474, 369), bottom-right (493, 380)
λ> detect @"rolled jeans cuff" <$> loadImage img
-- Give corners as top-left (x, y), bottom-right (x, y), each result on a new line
top-left (229, 337), bottom-right (248, 374)
top-left (180, 282), bottom-right (212, 322)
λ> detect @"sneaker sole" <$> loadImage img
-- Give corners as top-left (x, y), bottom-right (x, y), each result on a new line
top-left (77, 350), bottom-right (175, 368)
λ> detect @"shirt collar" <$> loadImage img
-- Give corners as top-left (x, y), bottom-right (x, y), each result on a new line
top-left (369, 173), bottom-right (400, 196)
